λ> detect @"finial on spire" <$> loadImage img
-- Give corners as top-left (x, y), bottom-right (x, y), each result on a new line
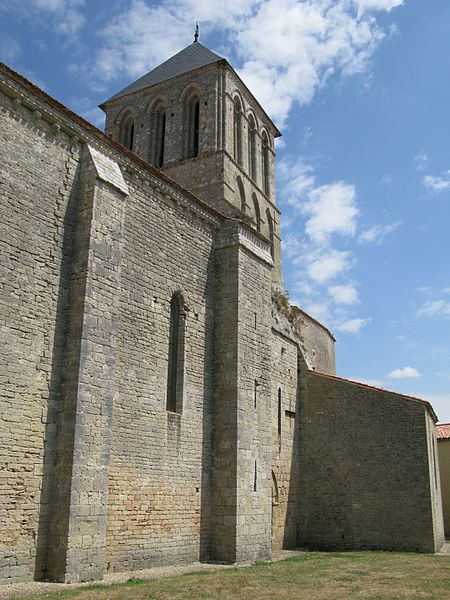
top-left (194, 21), bottom-right (199, 43)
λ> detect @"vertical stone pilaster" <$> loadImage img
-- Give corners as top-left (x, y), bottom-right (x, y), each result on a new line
top-left (46, 146), bottom-right (128, 582)
top-left (211, 222), bottom-right (273, 563)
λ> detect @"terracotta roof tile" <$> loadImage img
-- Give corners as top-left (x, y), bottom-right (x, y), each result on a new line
top-left (436, 423), bottom-right (450, 440)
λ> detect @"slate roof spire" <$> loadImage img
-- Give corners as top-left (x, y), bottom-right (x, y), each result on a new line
top-left (102, 40), bottom-right (224, 104)
top-left (194, 21), bottom-right (199, 43)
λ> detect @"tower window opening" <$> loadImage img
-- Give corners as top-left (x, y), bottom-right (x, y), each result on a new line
top-left (119, 114), bottom-right (135, 151)
top-left (266, 208), bottom-right (274, 258)
top-left (233, 96), bottom-right (243, 165)
top-left (278, 388), bottom-right (282, 437)
top-left (185, 94), bottom-right (200, 159)
top-left (166, 292), bottom-right (186, 414)
top-left (262, 131), bottom-right (270, 196)
top-left (248, 114), bottom-right (257, 181)
top-left (253, 460), bottom-right (257, 492)
top-left (151, 105), bottom-right (166, 167)
top-left (252, 194), bottom-right (261, 233)
top-left (237, 176), bottom-right (246, 213)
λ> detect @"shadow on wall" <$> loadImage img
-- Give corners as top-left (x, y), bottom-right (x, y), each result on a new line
top-left (34, 159), bottom-right (83, 580)
top-left (199, 250), bottom-right (216, 561)
top-left (281, 349), bottom-right (304, 550)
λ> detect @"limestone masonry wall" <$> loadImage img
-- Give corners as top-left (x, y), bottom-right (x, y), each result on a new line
top-left (299, 371), bottom-right (444, 552)
top-left (437, 438), bottom-right (450, 536)
top-left (0, 88), bottom-right (81, 583)
top-left (0, 55), bottom-right (445, 587)
top-left (270, 330), bottom-right (301, 551)
top-left (105, 171), bottom-right (217, 572)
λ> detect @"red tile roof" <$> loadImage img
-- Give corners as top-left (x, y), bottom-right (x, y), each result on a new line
top-left (436, 423), bottom-right (450, 440)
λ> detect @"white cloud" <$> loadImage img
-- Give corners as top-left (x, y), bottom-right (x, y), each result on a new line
top-left (234, 0), bottom-right (391, 124)
top-left (358, 221), bottom-right (400, 243)
top-left (303, 182), bottom-right (358, 243)
top-left (302, 301), bottom-right (331, 322)
top-left (68, 96), bottom-right (105, 128)
top-left (280, 159), bottom-right (315, 204)
top-left (329, 284), bottom-right (359, 305)
top-left (423, 171), bottom-right (450, 193)
top-left (1, 0), bottom-right (86, 36)
top-left (293, 280), bottom-right (314, 296)
top-left (417, 299), bottom-right (450, 317)
top-left (279, 159), bottom-right (359, 245)
top-left (388, 366), bottom-right (422, 379)
top-left (307, 250), bottom-right (352, 283)
top-left (281, 232), bottom-right (305, 261)
top-left (336, 317), bottom-right (370, 334)
top-left (414, 149), bottom-right (428, 172)
top-left (353, 0), bottom-right (404, 16)
top-left (77, 0), bottom-right (405, 125)
top-left (279, 156), bottom-right (361, 328)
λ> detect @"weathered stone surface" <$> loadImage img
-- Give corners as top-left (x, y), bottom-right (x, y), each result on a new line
top-left (0, 42), bottom-right (444, 587)
top-left (298, 370), bottom-right (445, 553)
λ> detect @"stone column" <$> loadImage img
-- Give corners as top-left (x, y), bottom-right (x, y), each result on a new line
top-left (211, 221), bottom-right (273, 563)
top-left (46, 145), bottom-right (128, 582)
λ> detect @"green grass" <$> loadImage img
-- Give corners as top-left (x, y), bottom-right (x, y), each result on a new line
top-left (15, 551), bottom-right (450, 600)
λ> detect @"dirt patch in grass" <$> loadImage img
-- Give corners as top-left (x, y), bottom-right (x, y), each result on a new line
top-left (12, 552), bottom-right (450, 600)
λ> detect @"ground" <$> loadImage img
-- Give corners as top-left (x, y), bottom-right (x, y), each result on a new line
top-left (1, 548), bottom-right (450, 600)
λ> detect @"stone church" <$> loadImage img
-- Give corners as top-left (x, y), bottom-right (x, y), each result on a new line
top-left (0, 37), bottom-right (445, 585)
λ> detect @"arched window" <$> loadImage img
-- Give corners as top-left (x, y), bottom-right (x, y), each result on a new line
top-left (233, 96), bottom-right (243, 165)
top-left (266, 208), bottom-right (274, 257)
top-left (119, 113), bottom-right (135, 150)
top-left (166, 292), bottom-right (186, 414)
top-left (237, 176), bottom-right (246, 213)
top-left (150, 102), bottom-right (166, 167)
top-left (184, 92), bottom-right (200, 159)
top-left (262, 131), bottom-right (270, 196)
top-left (252, 194), bottom-right (261, 232)
top-left (248, 114), bottom-right (257, 181)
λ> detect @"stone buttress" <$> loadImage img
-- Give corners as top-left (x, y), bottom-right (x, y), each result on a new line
top-left (45, 146), bottom-right (128, 582)
top-left (210, 221), bottom-right (273, 563)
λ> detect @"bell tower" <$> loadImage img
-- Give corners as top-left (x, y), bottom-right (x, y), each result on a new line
top-left (100, 35), bottom-right (283, 287)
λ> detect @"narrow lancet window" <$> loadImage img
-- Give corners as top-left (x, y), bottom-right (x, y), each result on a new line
top-left (119, 114), bottom-right (135, 150)
top-left (237, 176), bottom-right (246, 213)
top-left (278, 388), bottom-right (282, 437)
top-left (262, 131), bottom-right (270, 196)
top-left (151, 104), bottom-right (166, 167)
top-left (248, 114), bottom-right (257, 181)
top-left (252, 194), bottom-right (261, 232)
top-left (166, 292), bottom-right (186, 414)
top-left (185, 94), bottom-right (200, 159)
top-left (266, 208), bottom-right (274, 258)
top-left (233, 96), bottom-right (243, 165)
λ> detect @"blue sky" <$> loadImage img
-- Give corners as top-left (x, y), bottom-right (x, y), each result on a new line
top-left (1, 0), bottom-right (449, 421)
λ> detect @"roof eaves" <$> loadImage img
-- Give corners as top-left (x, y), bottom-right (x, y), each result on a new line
top-left (99, 58), bottom-right (224, 111)
top-left (0, 61), bottom-right (234, 225)
top-left (101, 42), bottom-right (224, 106)
top-left (309, 370), bottom-right (439, 422)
